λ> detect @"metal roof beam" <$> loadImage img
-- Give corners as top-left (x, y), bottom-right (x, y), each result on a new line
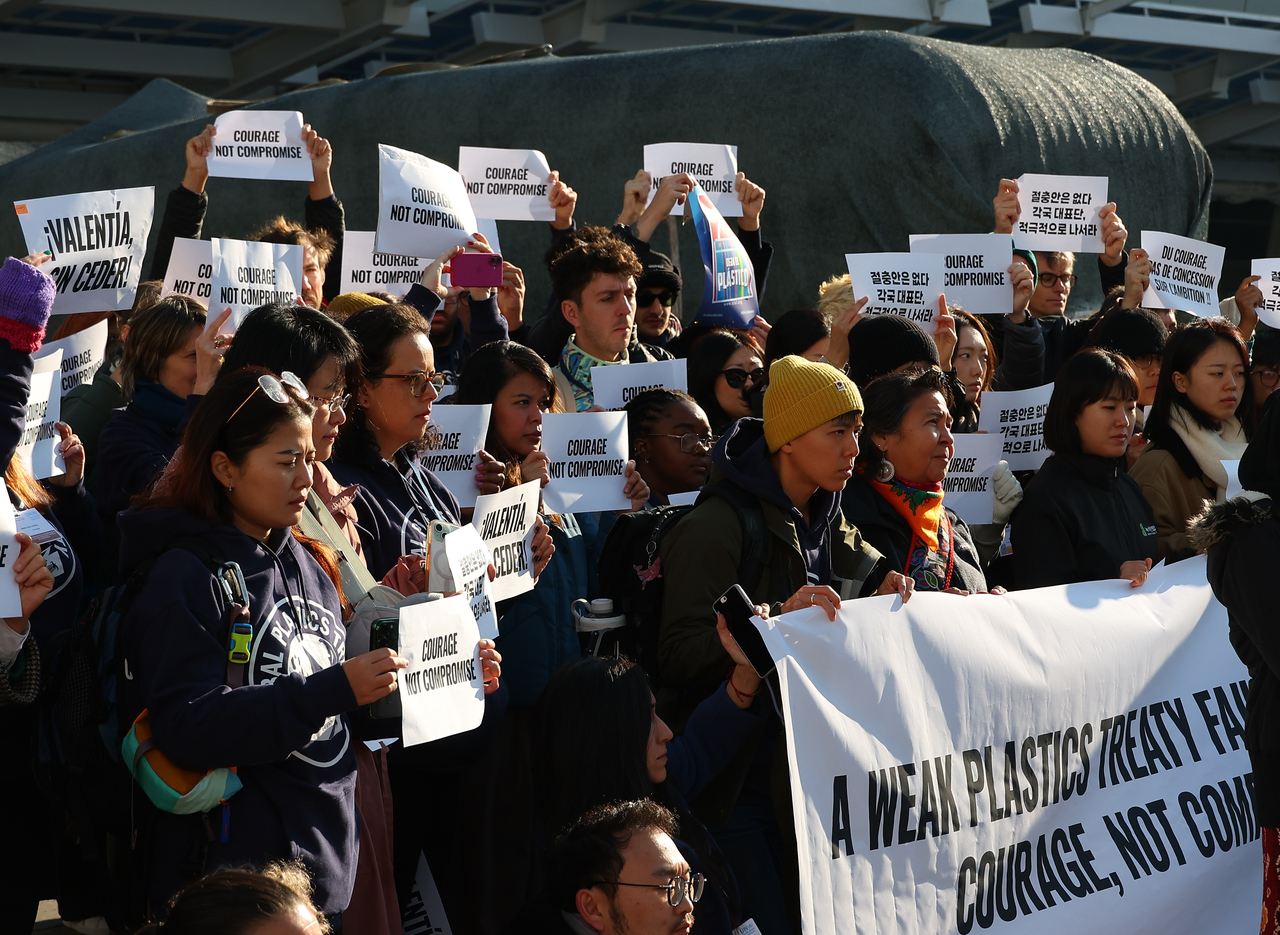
top-left (220, 0), bottom-right (414, 97)
top-left (1019, 2), bottom-right (1280, 56)
top-left (36, 0), bottom-right (347, 29)
top-left (0, 31), bottom-right (233, 78)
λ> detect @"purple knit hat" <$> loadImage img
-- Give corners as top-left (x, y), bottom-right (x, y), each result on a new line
top-left (0, 255), bottom-right (56, 351)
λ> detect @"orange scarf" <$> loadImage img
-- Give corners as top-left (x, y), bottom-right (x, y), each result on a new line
top-left (864, 471), bottom-right (947, 552)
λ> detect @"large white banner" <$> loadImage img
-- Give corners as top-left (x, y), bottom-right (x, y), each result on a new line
top-left (758, 557), bottom-right (1257, 935)
top-left (14, 186), bottom-right (154, 314)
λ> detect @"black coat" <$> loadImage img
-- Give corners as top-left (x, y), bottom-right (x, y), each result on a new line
top-left (840, 472), bottom-right (988, 593)
top-left (1010, 451), bottom-right (1158, 589)
top-left (1194, 496), bottom-right (1280, 825)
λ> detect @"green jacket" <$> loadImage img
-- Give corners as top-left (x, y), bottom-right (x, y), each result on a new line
top-left (657, 474), bottom-right (880, 729)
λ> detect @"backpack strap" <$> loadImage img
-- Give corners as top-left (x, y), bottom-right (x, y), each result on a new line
top-left (699, 482), bottom-right (776, 601)
top-left (165, 537), bottom-right (251, 689)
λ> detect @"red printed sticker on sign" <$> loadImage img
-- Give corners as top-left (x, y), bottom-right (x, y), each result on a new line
top-left (14, 204), bottom-right (26, 215)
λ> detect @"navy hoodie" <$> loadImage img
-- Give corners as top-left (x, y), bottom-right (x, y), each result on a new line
top-left (116, 507), bottom-right (359, 914)
top-left (327, 448), bottom-right (461, 580)
top-left (96, 381), bottom-right (186, 581)
top-left (713, 417), bottom-right (840, 585)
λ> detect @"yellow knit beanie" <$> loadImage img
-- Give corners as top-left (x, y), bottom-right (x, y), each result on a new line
top-left (326, 292), bottom-right (387, 320)
top-left (763, 356), bottom-right (863, 452)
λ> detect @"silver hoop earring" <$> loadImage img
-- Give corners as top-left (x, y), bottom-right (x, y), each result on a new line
top-left (875, 459), bottom-right (895, 483)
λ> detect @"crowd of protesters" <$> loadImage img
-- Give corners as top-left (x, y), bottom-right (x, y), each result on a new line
top-left (3, 123), bottom-right (1280, 935)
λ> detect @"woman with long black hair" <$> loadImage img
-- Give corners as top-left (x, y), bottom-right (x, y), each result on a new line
top-left (116, 367), bottom-right (413, 918)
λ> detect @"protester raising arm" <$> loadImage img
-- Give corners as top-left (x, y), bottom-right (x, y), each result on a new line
top-left (149, 125), bottom-right (213, 281)
top-left (300, 124), bottom-right (345, 304)
top-left (615, 170), bottom-right (651, 228)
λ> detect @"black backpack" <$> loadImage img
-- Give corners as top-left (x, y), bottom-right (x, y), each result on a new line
top-left (596, 482), bottom-right (770, 678)
top-left (34, 536), bottom-right (243, 930)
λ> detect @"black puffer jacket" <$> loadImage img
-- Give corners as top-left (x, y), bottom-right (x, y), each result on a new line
top-left (1193, 495), bottom-right (1280, 826)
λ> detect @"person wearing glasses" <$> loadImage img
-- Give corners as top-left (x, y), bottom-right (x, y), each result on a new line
top-left (627, 389), bottom-right (715, 507)
top-left (329, 302), bottom-right (493, 582)
top-left (212, 303), bottom-right (364, 562)
top-left (633, 252), bottom-right (683, 350)
top-left (1250, 326), bottom-right (1280, 422)
top-left (549, 800), bottom-right (697, 935)
top-left (688, 330), bottom-right (764, 436)
top-left (1131, 319), bottom-right (1254, 562)
top-left (115, 367), bottom-right (413, 919)
top-left (533, 653), bottom-right (761, 935)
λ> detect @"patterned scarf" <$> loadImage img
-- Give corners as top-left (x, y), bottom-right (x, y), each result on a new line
top-left (559, 337), bottom-right (624, 411)
top-left (866, 470), bottom-right (955, 591)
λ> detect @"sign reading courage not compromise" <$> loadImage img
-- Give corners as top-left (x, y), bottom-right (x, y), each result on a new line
top-left (541, 411), bottom-right (630, 514)
top-left (760, 557), bottom-right (1257, 935)
top-left (14, 186), bottom-right (154, 314)
top-left (377, 144), bottom-right (478, 260)
top-left (207, 110), bottom-right (312, 182)
top-left (211, 238), bottom-right (303, 329)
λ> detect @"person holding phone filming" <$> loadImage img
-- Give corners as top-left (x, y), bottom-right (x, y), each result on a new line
top-left (655, 356), bottom-right (910, 935)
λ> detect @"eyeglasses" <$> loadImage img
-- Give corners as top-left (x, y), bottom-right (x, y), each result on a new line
top-left (310, 392), bottom-right (350, 415)
top-left (370, 370), bottom-right (446, 397)
top-left (1131, 354), bottom-right (1162, 371)
top-left (1254, 367), bottom-right (1280, 388)
top-left (1038, 272), bottom-right (1077, 289)
top-left (227, 371), bottom-right (308, 424)
top-left (720, 367), bottom-right (765, 389)
top-left (638, 290), bottom-right (676, 309)
top-left (646, 432), bottom-right (718, 453)
top-left (592, 873), bottom-right (704, 907)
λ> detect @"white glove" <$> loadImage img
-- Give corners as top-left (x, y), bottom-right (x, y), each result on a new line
top-left (991, 460), bottom-right (1024, 526)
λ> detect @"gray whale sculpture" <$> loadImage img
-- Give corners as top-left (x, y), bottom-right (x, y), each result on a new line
top-left (0, 30), bottom-right (1211, 318)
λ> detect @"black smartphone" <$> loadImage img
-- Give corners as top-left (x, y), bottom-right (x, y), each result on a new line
top-left (713, 584), bottom-right (775, 679)
top-left (367, 617), bottom-right (402, 720)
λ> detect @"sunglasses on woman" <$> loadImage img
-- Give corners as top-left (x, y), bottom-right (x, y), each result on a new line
top-left (720, 367), bottom-right (765, 389)
top-left (369, 370), bottom-right (447, 397)
top-left (227, 371), bottom-right (308, 424)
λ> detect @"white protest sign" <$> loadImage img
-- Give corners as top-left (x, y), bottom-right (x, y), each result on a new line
top-left (1141, 232), bottom-right (1224, 319)
top-left (339, 230), bottom-right (421, 299)
top-left (1223, 460), bottom-right (1243, 500)
top-left (644, 142), bottom-right (741, 218)
top-left (14, 186), bottom-right (154, 314)
top-left (376, 144), bottom-right (477, 259)
top-left (759, 556), bottom-right (1256, 935)
top-left (406, 852), bottom-right (454, 935)
top-left (1013, 173), bottom-right (1108, 253)
top-left (846, 253), bottom-right (945, 332)
top-left (977, 382), bottom-right (1054, 471)
top-left (20, 350), bottom-right (64, 480)
top-left (909, 234), bottom-right (1014, 315)
top-left (161, 237), bottom-right (213, 302)
top-left (458, 146), bottom-right (555, 223)
top-left (472, 479), bottom-right (541, 601)
top-left (210, 238), bottom-right (303, 329)
top-left (541, 411), bottom-right (630, 514)
top-left (943, 433), bottom-right (1002, 526)
top-left (667, 490), bottom-right (700, 506)
top-left (0, 484), bottom-right (20, 617)
top-left (397, 595), bottom-right (485, 748)
top-left (422, 405), bottom-right (490, 509)
top-left (443, 523), bottom-right (498, 641)
top-left (34, 319), bottom-right (107, 399)
top-left (207, 110), bottom-right (312, 182)
top-left (474, 218), bottom-right (502, 257)
top-left (1250, 258), bottom-right (1280, 329)
top-left (590, 359), bottom-right (688, 411)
